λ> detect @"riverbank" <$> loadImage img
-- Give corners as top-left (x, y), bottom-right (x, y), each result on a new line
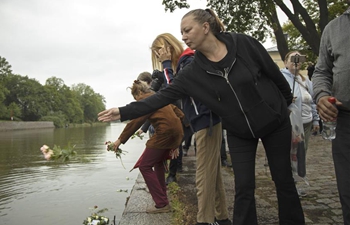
top-left (0, 121), bottom-right (54, 131)
top-left (0, 121), bottom-right (108, 131)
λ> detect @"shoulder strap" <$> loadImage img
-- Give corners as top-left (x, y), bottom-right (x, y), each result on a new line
top-left (294, 77), bottom-right (309, 93)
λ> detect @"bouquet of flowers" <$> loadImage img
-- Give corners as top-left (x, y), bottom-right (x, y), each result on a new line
top-left (105, 141), bottom-right (128, 169)
top-left (83, 206), bottom-right (110, 225)
top-left (40, 144), bottom-right (77, 163)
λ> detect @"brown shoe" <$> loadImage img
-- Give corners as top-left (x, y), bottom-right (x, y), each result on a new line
top-left (146, 204), bottom-right (171, 214)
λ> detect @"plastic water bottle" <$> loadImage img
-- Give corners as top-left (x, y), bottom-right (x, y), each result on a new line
top-left (321, 97), bottom-right (337, 140)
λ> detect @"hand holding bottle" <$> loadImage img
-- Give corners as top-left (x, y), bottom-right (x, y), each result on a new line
top-left (316, 96), bottom-right (341, 122)
top-left (320, 97), bottom-right (337, 140)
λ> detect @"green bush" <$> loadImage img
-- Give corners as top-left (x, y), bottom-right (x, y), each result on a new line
top-left (40, 116), bottom-right (66, 128)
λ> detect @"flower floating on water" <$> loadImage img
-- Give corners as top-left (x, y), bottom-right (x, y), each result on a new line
top-left (105, 141), bottom-right (128, 169)
top-left (116, 189), bottom-right (128, 193)
top-left (40, 144), bottom-right (77, 163)
top-left (83, 206), bottom-right (110, 225)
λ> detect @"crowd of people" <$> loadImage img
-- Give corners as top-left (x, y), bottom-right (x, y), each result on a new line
top-left (98, 3), bottom-right (350, 225)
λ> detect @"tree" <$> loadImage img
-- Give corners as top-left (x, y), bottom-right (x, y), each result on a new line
top-left (0, 56), bottom-right (12, 77)
top-left (0, 56), bottom-right (105, 123)
top-left (161, 0), bottom-right (347, 60)
top-left (281, 0), bottom-right (347, 61)
top-left (0, 56), bottom-right (12, 119)
top-left (71, 83), bottom-right (106, 123)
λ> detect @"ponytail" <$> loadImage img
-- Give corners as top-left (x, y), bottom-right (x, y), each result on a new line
top-left (183, 8), bottom-right (225, 35)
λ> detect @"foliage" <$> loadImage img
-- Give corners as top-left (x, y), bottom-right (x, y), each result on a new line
top-left (167, 181), bottom-right (188, 225)
top-left (161, 0), bottom-right (347, 60)
top-left (82, 206), bottom-right (110, 225)
top-left (0, 56), bottom-right (106, 123)
top-left (71, 83), bottom-right (106, 123)
top-left (280, 0), bottom-right (348, 61)
top-left (0, 56), bottom-right (12, 75)
top-left (40, 115), bottom-right (66, 128)
top-left (131, 132), bottom-right (144, 140)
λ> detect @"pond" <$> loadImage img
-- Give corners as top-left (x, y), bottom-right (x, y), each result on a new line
top-left (0, 123), bottom-right (146, 225)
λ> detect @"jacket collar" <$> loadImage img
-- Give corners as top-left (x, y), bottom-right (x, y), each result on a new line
top-left (194, 32), bottom-right (237, 72)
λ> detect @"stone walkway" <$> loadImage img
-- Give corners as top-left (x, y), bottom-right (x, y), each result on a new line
top-left (119, 134), bottom-right (343, 225)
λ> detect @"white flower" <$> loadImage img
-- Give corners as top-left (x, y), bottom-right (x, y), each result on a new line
top-left (40, 145), bottom-right (50, 153)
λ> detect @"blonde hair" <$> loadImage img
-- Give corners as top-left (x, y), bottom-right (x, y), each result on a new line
top-left (183, 8), bottom-right (225, 35)
top-left (129, 80), bottom-right (152, 99)
top-left (151, 33), bottom-right (184, 71)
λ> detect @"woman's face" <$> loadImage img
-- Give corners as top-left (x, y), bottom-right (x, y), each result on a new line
top-left (180, 15), bottom-right (207, 50)
top-left (285, 52), bottom-right (302, 75)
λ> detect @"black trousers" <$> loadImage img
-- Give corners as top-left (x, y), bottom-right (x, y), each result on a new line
top-left (332, 110), bottom-right (350, 225)
top-left (221, 129), bottom-right (227, 162)
top-left (226, 117), bottom-right (305, 225)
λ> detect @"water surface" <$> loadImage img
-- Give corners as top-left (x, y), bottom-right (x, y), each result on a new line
top-left (0, 123), bottom-right (146, 225)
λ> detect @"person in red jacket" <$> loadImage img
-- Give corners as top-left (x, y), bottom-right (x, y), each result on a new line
top-left (112, 80), bottom-right (184, 214)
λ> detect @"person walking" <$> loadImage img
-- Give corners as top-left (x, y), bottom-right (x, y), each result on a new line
top-left (98, 8), bottom-right (305, 225)
top-left (151, 33), bottom-right (231, 225)
top-left (111, 80), bottom-right (184, 214)
top-left (281, 51), bottom-right (320, 196)
top-left (306, 62), bottom-right (315, 80)
top-left (312, 3), bottom-right (350, 224)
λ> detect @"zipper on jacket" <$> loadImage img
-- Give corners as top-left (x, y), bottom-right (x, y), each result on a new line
top-left (206, 59), bottom-right (256, 138)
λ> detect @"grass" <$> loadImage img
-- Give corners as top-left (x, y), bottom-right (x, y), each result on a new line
top-left (168, 181), bottom-right (186, 225)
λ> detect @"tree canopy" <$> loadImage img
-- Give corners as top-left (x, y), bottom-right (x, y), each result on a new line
top-left (162, 0), bottom-right (347, 60)
top-left (0, 56), bottom-right (106, 126)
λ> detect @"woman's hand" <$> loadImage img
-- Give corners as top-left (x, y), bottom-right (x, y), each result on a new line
top-left (169, 148), bottom-right (179, 159)
top-left (113, 139), bottom-right (122, 151)
top-left (98, 108), bottom-right (120, 122)
top-left (155, 46), bottom-right (171, 63)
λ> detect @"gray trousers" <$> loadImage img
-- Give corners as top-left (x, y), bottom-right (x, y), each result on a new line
top-left (332, 110), bottom-right (350, 225)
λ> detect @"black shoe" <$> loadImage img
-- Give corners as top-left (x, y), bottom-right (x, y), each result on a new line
top-left (165, 175), bottom-right (177, 185)
top-left (215, 218), bottom-right (232, 225)
top-left (221, 160), bottom-right (232, 167)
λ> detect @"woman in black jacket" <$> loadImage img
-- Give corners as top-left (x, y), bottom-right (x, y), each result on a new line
top-left (98, 8), bottom-right (305, 225)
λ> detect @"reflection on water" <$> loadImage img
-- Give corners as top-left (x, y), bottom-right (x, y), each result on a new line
top-left (0, 123), bottom-right (146, 225)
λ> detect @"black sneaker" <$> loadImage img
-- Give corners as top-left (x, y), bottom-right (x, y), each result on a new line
top-left (215, 218), bottom-right (232, 225)
top-left (165, 175), bottom-right (177, 185)
top-left (221, 160), bottom-right (232, 167)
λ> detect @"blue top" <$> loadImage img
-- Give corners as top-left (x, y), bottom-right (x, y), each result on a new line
top-left (162, 48), bottom-right (221, 132)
